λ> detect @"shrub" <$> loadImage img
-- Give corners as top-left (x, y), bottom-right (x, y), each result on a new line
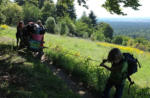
top-left (0, 24), bottom-right (9, 30)
top-left (112, 36), bottom-right (123, 45)
top-left (60, 22), bottom-right (69, 35)
top-left (45, 17), bottom-right (56, 33)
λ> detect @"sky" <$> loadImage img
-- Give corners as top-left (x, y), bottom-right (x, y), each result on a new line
top-left (11, 0), bottom-right (150, 19)
top-left (73, 0), bottom-right (150, 18)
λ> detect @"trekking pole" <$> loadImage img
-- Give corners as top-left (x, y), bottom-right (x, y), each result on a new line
top-left (136, 59), bottom-right (141, 68)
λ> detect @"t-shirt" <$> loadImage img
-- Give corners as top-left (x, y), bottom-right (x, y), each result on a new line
top-left (109, 58), bottom-right (128, 85)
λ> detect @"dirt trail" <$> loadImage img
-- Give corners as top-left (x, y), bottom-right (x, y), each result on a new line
top-left (41, 55), bottom-right (96, 98)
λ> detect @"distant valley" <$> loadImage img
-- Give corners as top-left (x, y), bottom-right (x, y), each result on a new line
top-left (98, 18), bottom-right (150, 40)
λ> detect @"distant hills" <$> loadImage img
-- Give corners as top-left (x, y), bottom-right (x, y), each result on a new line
top-left (97, 17), bottom-right (150, 40)
top-left (97, 17), bottom-right (150, 23)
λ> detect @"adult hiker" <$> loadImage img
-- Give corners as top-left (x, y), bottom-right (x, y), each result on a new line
top-left (28, 20), bottom-right (46, 58)
top-left (16, 21), bottom-right (24, 48)
top-left (37, 20), bottom-right (46, 48)
top-left (100, 48), bottom-right (128, 98)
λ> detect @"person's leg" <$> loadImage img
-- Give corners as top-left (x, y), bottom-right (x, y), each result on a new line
top-left (103, 80), bottom-right (113, 98)
top-left (16, 34), bottom-right (19, 47)
top-left (114, 84), bottom-right (124, 98)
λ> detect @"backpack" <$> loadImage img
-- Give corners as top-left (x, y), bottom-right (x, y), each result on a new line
top-left (123, 53), bottom-right (141, 94)
top-left (123, 53), bottom-right (141, 76)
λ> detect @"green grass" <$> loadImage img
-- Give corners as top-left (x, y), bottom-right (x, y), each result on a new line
top-left (44, 33), bottom-right (150, 88)
top-left (0, 28), bottom-right (80, 98)
top-left (1, 27), bottom-right (150, 98)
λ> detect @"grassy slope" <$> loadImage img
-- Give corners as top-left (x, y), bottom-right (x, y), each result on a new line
top-left (0, 28), bottom-right (80, 98)
top-left (1, 27), bottom-right (150, 97)
top-left (45, 34), bottom-right (150, 88)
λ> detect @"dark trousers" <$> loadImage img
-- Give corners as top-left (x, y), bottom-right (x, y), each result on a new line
top-left (102, 80), bottom-right (124, 98)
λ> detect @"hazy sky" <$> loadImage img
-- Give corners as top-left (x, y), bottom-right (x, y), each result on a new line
top-left (11, 0), bottom-right (150, 18)
top-left (74, 0), bottom-right (150, 18)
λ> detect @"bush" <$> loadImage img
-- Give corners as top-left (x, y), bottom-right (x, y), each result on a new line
top-left (91, 31), bottom-right (105, 41)
top-left (112, 36), bottom-right (123, 45)
top-left (0, 24), bottom-right (9, 30)
top-left (75, 20), bottom-right (90, 37)
top-left (54, 23), bottom-right (61, 34)
top-left (56, 17), bottom-right (76, 36)
top-left (45, 17), bottom-right (56, 33)
top-left (60, 21), bottom-right (69, 35)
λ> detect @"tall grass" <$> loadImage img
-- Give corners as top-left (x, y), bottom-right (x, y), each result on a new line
top-left (44, 33), bottom-right (150, 97)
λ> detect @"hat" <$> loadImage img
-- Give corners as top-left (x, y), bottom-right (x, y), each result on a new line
top-left (37, 20), bottom-right (42, 23)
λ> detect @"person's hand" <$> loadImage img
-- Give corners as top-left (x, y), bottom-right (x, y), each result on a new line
top-left (102, 59), bottom-right (108, 63)
top-left (100, 63), bottom-right (105, 66)
top-left (100, 59), bottom-right (107, 66)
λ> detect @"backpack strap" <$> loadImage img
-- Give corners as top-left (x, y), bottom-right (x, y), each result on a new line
top-left (127, 76), bottom-right (134, 95)
top-left (136, 59), bottom-right (141, 68)
top-left (128, 81), bottom-right (134, 94)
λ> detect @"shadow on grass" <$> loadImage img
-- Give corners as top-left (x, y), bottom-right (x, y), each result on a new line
top-left (0, 44), bottom-right (80, 98)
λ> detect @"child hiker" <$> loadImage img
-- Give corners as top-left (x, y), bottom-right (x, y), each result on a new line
top-left (100, 48), bottom-right (128, 98)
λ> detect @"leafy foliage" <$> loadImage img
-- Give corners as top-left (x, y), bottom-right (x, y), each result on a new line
top-left (77, 0), bottom-right (141, 15)
top-left (45, 17), bottom-right (56, 33)
top-left (89, 11), bottom-right (97, 27)
top-left (41, 1), bottom-right (56, 23)
top-left (23, 3), bottom-right (41, 23)
top-left (96, 22), bottom-right (114, 41)
top-left (2, 2), bottom-right (23, 25)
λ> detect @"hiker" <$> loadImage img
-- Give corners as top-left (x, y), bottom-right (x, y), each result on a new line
top-left (16, 21), bottom-right (24, 48)
top-left (100, 48), bottom-right (128, 98)
top-left (22, 20), bottom-right (35, 48)
top-left (37, 20), bottom-right (46, 47)
top-left (27, 20), bottom-right (46, 58)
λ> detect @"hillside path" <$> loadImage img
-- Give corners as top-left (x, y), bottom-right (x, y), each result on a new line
top-left (41, 55), bottom-right (96, 98)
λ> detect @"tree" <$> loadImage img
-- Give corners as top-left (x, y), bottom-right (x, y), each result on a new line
top-left (3, 3), bottom-right (23, 25)
top-left (67, 1), bottom-right (76, 20)
top-left (75, 20), bottom-right (90, 38)
top-left (39, 0), bottom-right (53, 8)
top-left (15, 0), bottom-right (39, 6)
top-left (14, 0), bottom-right (25, 6)
top-left (15, 0), bottom-right (49, 8)
top-left (41, 1), bottom-right (56, 23)
top-left (96, 22), bottom-right (114, 42)
top-left (89, 11), bottom-right (97, 27)
top-left (0, 11), bottom-right (6, 24)
top-left (77, 0), bottom-right (141, 15)
top-left (56, 0), bottom-right (76, 20)
top-left (56, 0), bottom-right (68, 17)
top-left (23, 3), bottom-right (41, 23)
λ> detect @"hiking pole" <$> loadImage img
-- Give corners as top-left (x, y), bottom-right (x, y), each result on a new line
top-left (128, 81), bottom-right (134, 95)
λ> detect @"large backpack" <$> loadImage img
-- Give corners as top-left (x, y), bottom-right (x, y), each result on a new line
top-left (29, 24), bottom-right (44, 52)
top-left (123, 53), bottom-right (141, 94)
top-left (123, 53), bottom-right (141, 76)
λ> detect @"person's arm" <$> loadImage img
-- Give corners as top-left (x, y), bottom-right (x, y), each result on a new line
top-left (127, 76), bottom-right (134, 84)
top-left (100, 59), bottom-right (112, 71)
top-left (102, 65), bottom-right (112, 71)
